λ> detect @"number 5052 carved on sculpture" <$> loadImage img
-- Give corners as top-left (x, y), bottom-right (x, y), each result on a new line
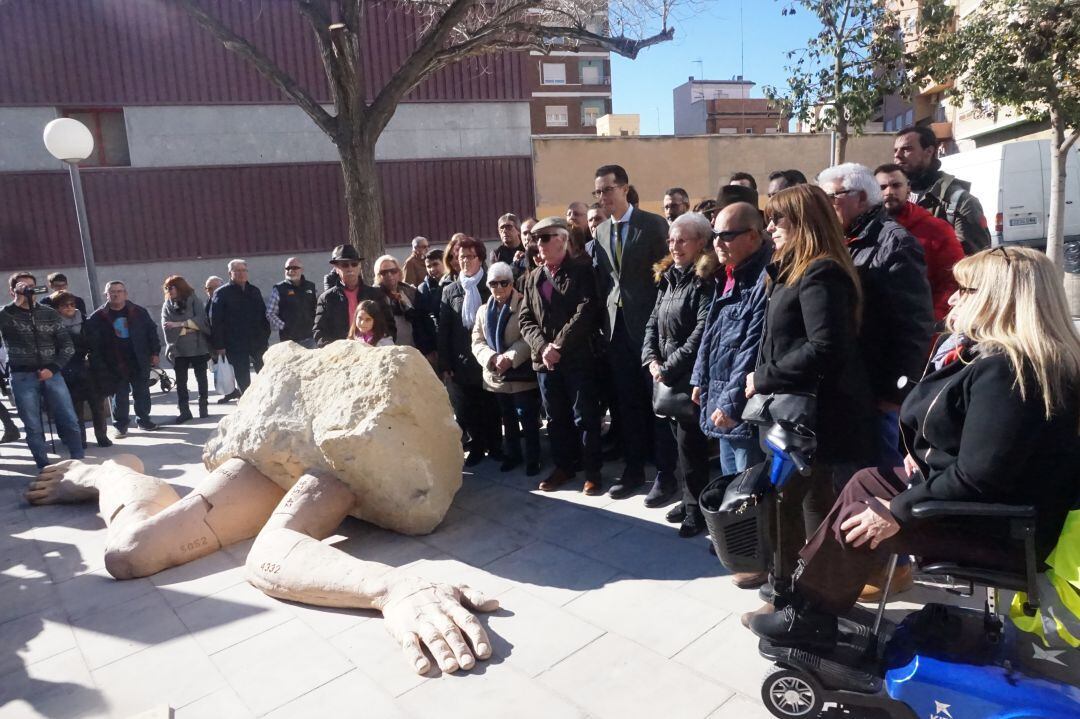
top-left (179, 536), bottom-right (209, 553)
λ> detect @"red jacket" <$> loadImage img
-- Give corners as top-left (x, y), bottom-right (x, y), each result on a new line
top-left (892, 202), bottom-right (964, 322)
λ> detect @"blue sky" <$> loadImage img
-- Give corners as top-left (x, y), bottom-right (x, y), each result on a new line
top-left (610, 0), bottom-right (822, 134)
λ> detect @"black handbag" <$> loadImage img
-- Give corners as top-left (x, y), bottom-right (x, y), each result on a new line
top-left (741, 391), bottom-right (817, 428)
top-left (652, 380), bottom-right (698, 424)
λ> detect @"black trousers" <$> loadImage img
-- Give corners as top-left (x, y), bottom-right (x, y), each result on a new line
top-left (666, 414), bottom-right (710, 512)
top-left (796, 466), bottom-right (1021, 614)
top-left (537, 367), bottom-right (602, 474)
top-left (496, 389), bottom-right (541, 464)
top-left (608, 312), bottom-right (675, 474)
top-left (226, 347), bottom-right (265, 392)
top-left (73, 395), bottom-right (109, 445)
top-left (174, 354), bottom-right (210, 410)
top-left (447, 378), bottom-right (501, 456)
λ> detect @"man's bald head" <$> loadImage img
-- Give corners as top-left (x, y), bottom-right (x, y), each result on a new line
top-left (718, 202), bottom-right (763, 233)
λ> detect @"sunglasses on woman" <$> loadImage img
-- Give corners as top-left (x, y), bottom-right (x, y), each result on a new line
top-left (487, 280), bottom-right (512, 288)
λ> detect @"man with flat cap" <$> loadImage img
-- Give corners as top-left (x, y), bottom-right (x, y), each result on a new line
top-left (313, 245), bottom-right (392, 347)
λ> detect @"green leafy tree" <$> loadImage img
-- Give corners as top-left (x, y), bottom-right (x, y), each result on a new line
top-left (914, 0), bottom-right (1080, 276)
top-left (764, 0), bottom-right (909, 165)
top-left (160, 0), bottom-right (684, 267)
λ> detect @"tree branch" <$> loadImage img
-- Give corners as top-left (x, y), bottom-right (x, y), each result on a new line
top-left (1064, 128), bottom-right (1080, 153)
top-left (164, 0), bottom-right (337, 136)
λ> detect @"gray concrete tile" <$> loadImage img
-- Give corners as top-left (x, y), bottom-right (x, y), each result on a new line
top-left (149, 549), bottom-right (247, 609)
top-left (71, 590), bottom-right (188, 670)
top-left (210, 619), bottom-right (353, 716)
top-left (564, 575), bottom-right (728, 658)
top-left (0, 609), bottom-right (77, 679)
top-left (673, 615), bottom-right (774, 700)
top-left (0, 572), bottom-right (60, 625)
top-left (397, 663), bottom-right (587, 719)
top-left (540, 633), bottom-right (730, 719)
top-left (580, 524), bottom-right (723, 582)
top-left (264, 669), bottom-right (413, 719)
top-left (55, 567), bottom-right (157, 621)
top-left (175, 578), bottom-right (294, 655)
top-left (707, 694), bottom-right (776, 719)
top-left (0, 647), bottom-right (105, 719)
top-left (483, 587), bottom-right (605, 677)
top-left (330, 620), bottom-right (430, 698)
top-left (91, 635), bottom-right (227, 718)
top-left (25, 515), bottom-right (108, 583)
top-left (174, 687), bottom-right (255, 719)
top-left (332, 526), bottom-right (444, 571)
top-left (387, 556), bottom-right (515, 600)
top-left (284, 599), bottom-right (374, 640)
top-left (418, 506), bottom-right (534, 567)
top-left (485, 541), bottom-right (621, 606)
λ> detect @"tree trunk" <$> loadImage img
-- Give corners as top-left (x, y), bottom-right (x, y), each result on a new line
top-left (337, 138), bottom-right (384, 283)
top-left (1047, 111), bottom-right (1067, 268)
top-left (833, 120), bottom-right (848, 165)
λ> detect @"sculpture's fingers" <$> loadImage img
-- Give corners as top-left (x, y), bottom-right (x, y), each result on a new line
top-left (397, 631), bottom-right (430, 675)
top-left (434, 617), bottom-right (476, 671)
top-left (441, 599), bottom-right (493, 660)
top-left (417, 621), bottom-right (459, 673)
top-left (455, 584), bottom-right (500, 613)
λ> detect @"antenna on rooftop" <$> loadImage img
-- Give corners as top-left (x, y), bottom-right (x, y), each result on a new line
top-left (693, 58), bottom-right (704, 80)
top-left (739, 0), bottom-right (745, 80)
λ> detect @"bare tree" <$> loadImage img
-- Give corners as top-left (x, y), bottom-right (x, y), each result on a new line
top-left (165, 0), bottom-right (684, 267)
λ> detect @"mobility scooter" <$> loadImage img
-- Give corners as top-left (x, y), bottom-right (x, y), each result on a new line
top-left (700, 420), bottom-right (1080, 719)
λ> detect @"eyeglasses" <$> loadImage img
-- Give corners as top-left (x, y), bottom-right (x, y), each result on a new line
top-left (459, 253), bottom-right (478, 261)
top-left (957, 285), bottom-right (978, 295)
top-left (378, 268), bottom-right (400, 277)
top-left (766, 212), bottom-right (785, 224)
top-left (534, 233), bottom-right (562, 243)
top-left (712, 228), bottom-right (751, 243)
top-left (825, 188), bottom-right (857, 202)
top-left (334, 261), bottom-right (360, 268)
top-left (487, 280), bottom-right (512, 288)
top-left (991, 246), bottom-right (1012, 265)
top-left (591, 184), bottom-right (624, 199)
top-left (285, 266), bottom-right (301, 271)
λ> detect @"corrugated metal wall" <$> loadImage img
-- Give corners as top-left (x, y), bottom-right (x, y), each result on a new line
top-left (0, 158), bottom-right (536, 270)
top-left (0, 0), bottom-right (526, 106)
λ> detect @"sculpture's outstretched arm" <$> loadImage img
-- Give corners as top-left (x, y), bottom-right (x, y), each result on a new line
top-left (245, 471), bottom-right (499, 675)
top-left (26, 457), bottom-right (285, 579)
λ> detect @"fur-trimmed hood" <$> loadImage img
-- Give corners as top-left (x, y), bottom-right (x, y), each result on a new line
top-left (652, 251), bottom-right (720, 284)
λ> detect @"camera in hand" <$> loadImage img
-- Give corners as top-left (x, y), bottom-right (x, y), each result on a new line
top-left (19, 286), bottom-right (49, 298)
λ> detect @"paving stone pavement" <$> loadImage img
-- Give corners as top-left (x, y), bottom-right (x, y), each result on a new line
top-left (0, 380), bottom-right (972, 718)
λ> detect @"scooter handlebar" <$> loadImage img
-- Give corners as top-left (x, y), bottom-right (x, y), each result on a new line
top-left (789, 450), bottom-right (812, 476)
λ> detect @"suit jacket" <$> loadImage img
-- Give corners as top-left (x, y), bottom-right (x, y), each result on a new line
top-left (592, 206), bottom-right (669, 347)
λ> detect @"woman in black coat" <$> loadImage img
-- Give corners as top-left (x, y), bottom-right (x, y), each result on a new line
top-left (438, 235), bottom-right (501, 467)
top-left (50, 291), bottom-right (111, 448)
top-left (745, 185), bottom-right (876, 594)
top-left (751, 246), bottom-right (1080, 648)
top-left (642, 212), bottom-right (715, 537)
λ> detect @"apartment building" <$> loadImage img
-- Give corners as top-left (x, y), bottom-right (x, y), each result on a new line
top-left (528, 50), bottom-right (613, 134)
top-left (673, 78), bottom-right (786, 136)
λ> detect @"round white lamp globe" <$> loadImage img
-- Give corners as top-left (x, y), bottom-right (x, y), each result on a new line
top-left (43, 117), bottom-right (95, 162)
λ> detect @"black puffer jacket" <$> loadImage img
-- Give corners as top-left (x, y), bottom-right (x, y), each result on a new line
top-left (754, 258), bottom-right (876, 464)
top-left (642, 257), bottom-right (715, 391)
top-left (846, 207), bottom-right (935, 406)
top-left (438, 273), bottom-right (491, 385)
top-left (895, 345), bottom-right (1080, 561)
top-left (312, 283), bottom-right (391, 348)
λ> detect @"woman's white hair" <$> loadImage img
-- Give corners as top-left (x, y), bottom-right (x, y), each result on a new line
top-left (816, 163), bottom-right (883, 206)
top-left (669, 211), bottom-right (713, 242)
top-left (488, 262), bottom-right (514, 284)
top-left (373, 254), bottom-right (399, 276)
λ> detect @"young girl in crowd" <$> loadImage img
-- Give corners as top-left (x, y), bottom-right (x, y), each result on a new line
top-left (349, 300), bottom-right (393, 347)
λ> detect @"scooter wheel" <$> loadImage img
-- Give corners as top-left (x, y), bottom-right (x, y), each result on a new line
top-left (760, 665), bottom-right (823, 718)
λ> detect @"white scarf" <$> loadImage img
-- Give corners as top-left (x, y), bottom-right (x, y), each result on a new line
top-left (460, 269), bottom-right (484, 329)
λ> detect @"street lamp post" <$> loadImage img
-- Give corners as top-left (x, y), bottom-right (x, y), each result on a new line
top-left (43, 118), bottom-right (99, 298)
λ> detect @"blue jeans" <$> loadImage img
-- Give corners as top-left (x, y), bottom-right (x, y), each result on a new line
top-left (112, 375), bottom-right (152, 429)
top-left (10, 371), bottom-right (85, 468)
top-left (718, 433), bottom-right (765, 476)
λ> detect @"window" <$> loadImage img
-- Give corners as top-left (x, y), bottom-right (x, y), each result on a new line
top-left (745, 128), bottom-right (754, 134)
top-left (581, 99), bottom-right (606, 127)
top-left (579, 59), bottom-right (604, 85)
top-left (541, 63), bottom-right (566, 85)
top-left (545, 105), bottom-right (568, 127)
top-left (885, 118), bottom-right (894, 131)
top-left (904, 108), bottom-right (914, 126)
top-left (59, 108), bottom-right (130, 167)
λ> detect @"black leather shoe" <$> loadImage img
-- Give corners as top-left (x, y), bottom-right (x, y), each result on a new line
top-left (464, 450), bottom-right (485, 467)
top-left (665, 504), bottom-right (687, 524)
top-left (175, 410), bottom-right (193, 424)
top-left (748, 604), bottom-right (837, 650)
top-left (608, 467), bottom-right (645, 500)
top-left (137, 419), bottom-right (159, 431)
top-left (1, 425), bottom-right (19, 444)
top-left (96, 435), bottom-right (113, 448)
top-left (643, 473), bottom-right (677, 508)
top-left (678, 509), bottom-right (706, 538)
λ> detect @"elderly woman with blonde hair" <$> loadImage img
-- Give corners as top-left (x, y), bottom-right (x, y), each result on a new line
top-left (471, 262), bottom-right (541, 476)
top-left (750, 246), bottom-right (1080, 648)
top-left (372, 254), bottom-right (435, 359)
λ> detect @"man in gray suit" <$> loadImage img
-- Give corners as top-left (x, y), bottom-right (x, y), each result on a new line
top-left (592, 164), bottom-right (676, 501)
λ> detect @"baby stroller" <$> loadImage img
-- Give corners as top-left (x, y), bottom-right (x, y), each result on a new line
top-left (147, 367), bottom-right (173, 394)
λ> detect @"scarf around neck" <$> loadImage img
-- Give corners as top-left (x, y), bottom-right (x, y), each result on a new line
top-left (460, 269), bottom-right (484, 329)
top-left (484, 297), bottom-right (512, 354)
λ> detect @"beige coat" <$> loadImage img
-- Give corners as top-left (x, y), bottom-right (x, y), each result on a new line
top-left (471, 291), bottom-right (537, 394)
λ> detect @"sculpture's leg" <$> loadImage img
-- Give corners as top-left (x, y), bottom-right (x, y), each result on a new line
top-left (26, 456), bottom-right (285, 579)
top-left (245, 471), bottom-right (499, 675)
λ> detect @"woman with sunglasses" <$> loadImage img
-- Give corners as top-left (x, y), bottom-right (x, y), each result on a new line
top-left (470, 262), bottom-right (542, 476)
top-left (743, 184), bottom-right (877, 624)
top-left (373, 254), bottom-right (435, 361)
top-left (750, 246), bottom-right (1080, 649)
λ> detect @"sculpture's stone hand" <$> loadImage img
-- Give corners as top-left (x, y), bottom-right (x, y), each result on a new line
top-left (25, 455), bottom-right (144, 505)
top-left (376, 576), bottom-right (499, 675)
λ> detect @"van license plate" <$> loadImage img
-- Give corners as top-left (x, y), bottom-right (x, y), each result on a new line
top-left (1009, 217), bottom-right (1038, 226)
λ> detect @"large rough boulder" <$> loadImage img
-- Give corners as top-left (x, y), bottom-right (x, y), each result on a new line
top-left (203, 341), bottom-right (462, 535)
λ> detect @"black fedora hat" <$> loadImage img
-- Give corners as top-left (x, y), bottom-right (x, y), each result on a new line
top-left (329, 244), bottom-right (361, 264)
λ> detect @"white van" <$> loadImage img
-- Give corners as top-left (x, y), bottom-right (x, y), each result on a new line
top-left (939, 139), bottom-right (1080, 247)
